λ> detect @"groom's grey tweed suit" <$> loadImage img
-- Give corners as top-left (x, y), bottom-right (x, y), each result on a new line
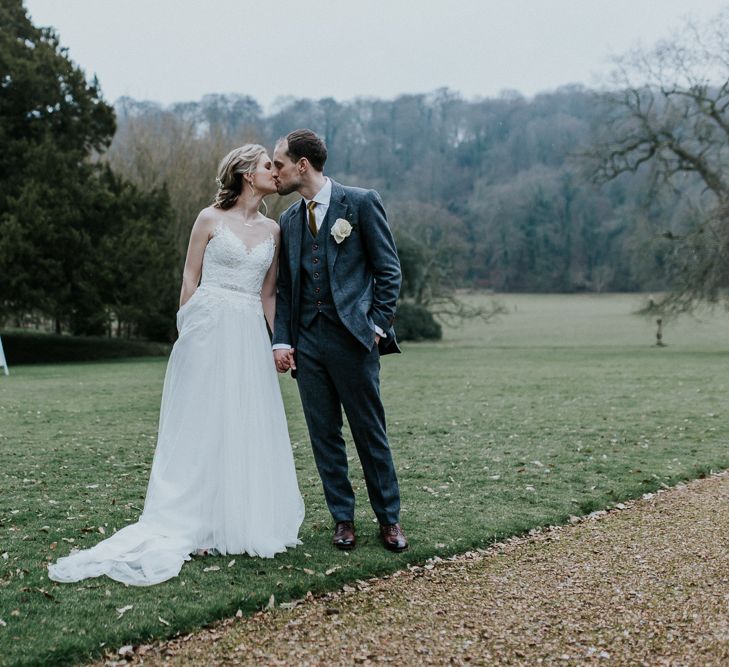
top-left (273, 179), bottom-right (402, 525)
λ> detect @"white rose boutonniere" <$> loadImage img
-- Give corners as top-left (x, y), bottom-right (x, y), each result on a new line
top-left (331, 218), bottom-right (353, 244)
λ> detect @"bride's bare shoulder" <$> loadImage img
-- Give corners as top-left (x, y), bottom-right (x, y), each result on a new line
top-left (262, 217), bottom-right (280, 238)
top-left (193, 206), bottom-right (222, 230)
top-left (197, 205), bottom-right (221, 222)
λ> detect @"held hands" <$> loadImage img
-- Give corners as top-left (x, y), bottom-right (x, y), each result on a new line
top-left (274, 336), bottom-right (378, 373)
top-left (274, 348), bottom-right (296, 374)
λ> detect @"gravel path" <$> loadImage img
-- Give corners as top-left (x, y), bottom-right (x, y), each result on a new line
top-left (103, 473), bottom-right (729, 666)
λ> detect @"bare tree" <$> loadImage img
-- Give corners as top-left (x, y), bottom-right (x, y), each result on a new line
top-left (588, 10), bottom-right (729, 310)
top-left (107, 101), bottom-right (228, 262)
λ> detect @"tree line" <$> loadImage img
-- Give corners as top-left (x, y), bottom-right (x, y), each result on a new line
top-left (2, 0), bottom-right (726, 342)
top-left (106, 86), bottom-right (695, 301)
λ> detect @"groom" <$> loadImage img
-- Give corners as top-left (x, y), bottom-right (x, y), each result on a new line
top-left (271, 129), bottom-right (407, 552)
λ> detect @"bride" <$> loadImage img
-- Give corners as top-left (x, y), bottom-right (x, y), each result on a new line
top-left (48, 145), bottom-right (305, 586)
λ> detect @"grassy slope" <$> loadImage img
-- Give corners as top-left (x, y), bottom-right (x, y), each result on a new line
top-left (1, 294), bottom-right (727, 666)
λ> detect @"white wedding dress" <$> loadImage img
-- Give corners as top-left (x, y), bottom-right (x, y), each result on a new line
top-left (48, 222), bottom-right (305, 586)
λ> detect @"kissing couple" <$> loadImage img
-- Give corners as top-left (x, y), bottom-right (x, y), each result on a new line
top-left (48, 129), bottom-right (408, 586)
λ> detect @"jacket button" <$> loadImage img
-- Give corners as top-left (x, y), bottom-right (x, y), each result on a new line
top-left (316, 300), bottom-right (322, 307)
top-left (313, 257), bottom-right (319, 264)
top-left (314, 287), bottom-right (320, 293)
top-left (313, 244), bottom-right (319, 250)
top-left (314, 272), bottom-right (320, 279)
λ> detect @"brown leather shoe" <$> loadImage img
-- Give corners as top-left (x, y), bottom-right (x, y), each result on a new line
top-left (379, 523), bottom-right (408, 552)
top-left (333, 521), bottom-right (356, 550)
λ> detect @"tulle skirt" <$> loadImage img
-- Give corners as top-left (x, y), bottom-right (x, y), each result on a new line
top-left (48, 285), bottom-right (305, 586)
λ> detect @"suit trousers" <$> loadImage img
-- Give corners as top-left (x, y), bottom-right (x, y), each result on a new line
top-left (295, 314), bottom-right (401, 526)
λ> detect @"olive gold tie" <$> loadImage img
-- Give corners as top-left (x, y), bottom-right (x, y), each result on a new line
top-left (307, 200), bottom-right (318, 237)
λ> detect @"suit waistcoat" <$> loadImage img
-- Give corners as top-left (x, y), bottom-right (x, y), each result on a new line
top-left (300, 225), bottom-right (339, 327)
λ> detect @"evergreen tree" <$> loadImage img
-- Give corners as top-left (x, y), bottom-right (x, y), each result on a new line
top-left (0, 0), bottom-right (115, 330)
top-left (0, 1), bottom-right (178, 340)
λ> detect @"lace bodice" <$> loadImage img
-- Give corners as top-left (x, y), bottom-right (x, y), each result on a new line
top-left (200, 222), bottom-right (275, 296)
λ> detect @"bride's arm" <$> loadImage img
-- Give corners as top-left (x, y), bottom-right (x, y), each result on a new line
top-left (261, 225), bottom-right (281, 333)
top-left (179, 211), bottom-right (214, 308)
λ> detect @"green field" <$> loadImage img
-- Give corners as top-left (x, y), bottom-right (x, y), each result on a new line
top-left (1, 294), bottom-right (728, 666)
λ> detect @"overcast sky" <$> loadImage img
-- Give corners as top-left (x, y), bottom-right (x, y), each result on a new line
top-left (24, 0), bottom-right (729, 111)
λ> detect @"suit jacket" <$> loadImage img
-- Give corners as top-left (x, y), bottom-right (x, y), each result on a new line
top-left (273, 179), bottom-right (402, 356)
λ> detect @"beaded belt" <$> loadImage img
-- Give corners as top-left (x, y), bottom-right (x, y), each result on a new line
top-left (199, 283), bottom-right (261, 304)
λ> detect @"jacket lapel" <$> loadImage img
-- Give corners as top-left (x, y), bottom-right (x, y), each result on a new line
top-left (324, 180), bottom-right (349, 272)
top-left (287, 200), bottom-right (305, 295)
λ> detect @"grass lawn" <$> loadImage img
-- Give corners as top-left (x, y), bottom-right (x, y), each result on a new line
top-left (1, 294), bottom-right (728, 666)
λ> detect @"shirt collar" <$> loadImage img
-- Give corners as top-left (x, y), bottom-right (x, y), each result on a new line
top-left (304, 177), bottom-right (331, 208)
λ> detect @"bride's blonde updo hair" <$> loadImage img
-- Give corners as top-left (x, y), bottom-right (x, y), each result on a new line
top-left (213, 144), bottom-right (267, 210)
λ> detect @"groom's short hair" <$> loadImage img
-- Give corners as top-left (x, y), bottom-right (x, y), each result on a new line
top-left (283, 129), bottom-right (327, 172)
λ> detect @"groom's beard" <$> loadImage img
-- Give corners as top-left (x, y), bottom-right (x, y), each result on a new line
top-left (276, 181), bottom-right (301, 196)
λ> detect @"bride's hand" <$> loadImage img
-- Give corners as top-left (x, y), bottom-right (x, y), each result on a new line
top-left (274, 349), bottom-right (295, 373)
